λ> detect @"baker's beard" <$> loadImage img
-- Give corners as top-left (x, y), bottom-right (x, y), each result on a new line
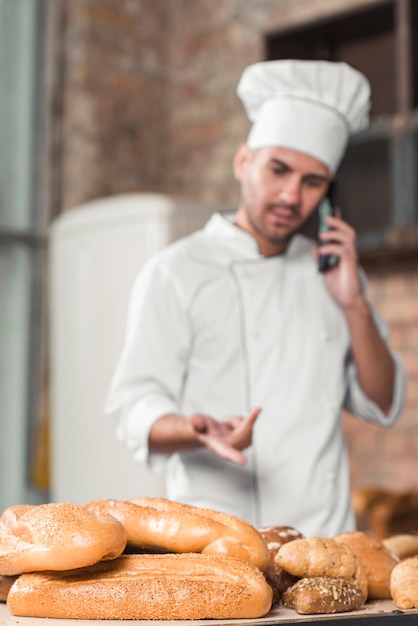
top-left (248, 202), bottom-right (312, 246)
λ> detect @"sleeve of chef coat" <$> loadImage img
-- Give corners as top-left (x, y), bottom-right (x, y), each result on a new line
top-left (104, 254), bottom-right (191, 470)
top-left (343, 271), bottom-right (407, 426)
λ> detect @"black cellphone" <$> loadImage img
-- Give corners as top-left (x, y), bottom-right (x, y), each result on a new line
top-left (318, 181), bottom-right (339, 273)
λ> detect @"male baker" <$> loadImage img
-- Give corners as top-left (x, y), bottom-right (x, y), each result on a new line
top-left (105, 60), bottom-right (407, 537)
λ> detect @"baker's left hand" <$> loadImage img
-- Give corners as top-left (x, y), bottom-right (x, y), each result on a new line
top-left (315, 213), bottom-right (364, 310)
top-left (189, 408), bottom-right (261, 465)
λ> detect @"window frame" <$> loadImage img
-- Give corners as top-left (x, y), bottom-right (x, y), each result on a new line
top-left (266, 0), bottom-right (418, 266)
top-left (0, 0), bottom-right (49, 508)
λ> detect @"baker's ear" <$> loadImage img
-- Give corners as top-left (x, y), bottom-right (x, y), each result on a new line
top-left (233, 143), bottom-right (250, 181)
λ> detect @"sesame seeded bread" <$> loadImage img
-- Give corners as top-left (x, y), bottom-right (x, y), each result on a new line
top-left (7, 553), bottom-right (273, 620)
top-left (282, 576), bottom-right (366, 614)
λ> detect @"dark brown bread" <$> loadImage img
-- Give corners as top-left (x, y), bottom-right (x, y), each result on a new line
top-left (282, 576), bottom-right (366, 614)
top-left (0, 575), bottom-right (18, 602)
top-left (258, 525), bottom-right (304, 603)
top-left (7, 553), bottom-right (273, 620)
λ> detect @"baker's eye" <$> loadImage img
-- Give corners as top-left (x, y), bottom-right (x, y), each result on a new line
top-left (305, 178), bottom-right (322, 188)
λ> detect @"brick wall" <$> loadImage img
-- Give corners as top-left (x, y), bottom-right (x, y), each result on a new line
top-left (49, 0), bottom-right (418, 495)
top-left (53, 0), bottom-right (169, 212)
top-left (343, 262), bottom-right (418, 492)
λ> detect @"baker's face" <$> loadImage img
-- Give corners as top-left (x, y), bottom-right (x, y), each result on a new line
top-left (233, 144), bottom-right (332, 256)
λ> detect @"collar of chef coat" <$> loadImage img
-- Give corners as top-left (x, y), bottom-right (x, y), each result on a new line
top-left (204, 211), bottom-right (308, 261)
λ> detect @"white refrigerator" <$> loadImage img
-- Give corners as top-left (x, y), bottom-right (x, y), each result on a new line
top-left (49, 193), bottom-right (217, 504)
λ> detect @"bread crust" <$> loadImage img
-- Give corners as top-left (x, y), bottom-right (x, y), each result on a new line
top-left (334, 531), bottom-right (399, 599)
top-left (85, 497), bottom-right (270, 571)
top-left (390, 557), bottom-right (418, 609)
top-left (0, 575), bottom-right (18, 602)
top-left (7, 553), bottom-right (273, 620)
top-left (282, 576), bottom-right (365, 614)
top-left (258, 525), bottom-right (304, 603)
top-left (0, 502), bottom-right (127, 575)
top-left (275, 536), bottom-right (368, 598)
top-left (352, 488), bottom-right (418, 538)
top-left (383, 534), bottom-right (418, 560)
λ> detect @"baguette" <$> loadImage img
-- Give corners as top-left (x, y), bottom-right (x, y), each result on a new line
top-left (275, 536), bottom-right (368, 598)
top-left (85, 497), bottom-right (270, 571)
top-left (7, 553), bottom-right (273, 620)
top-left (0, 502), bottom-right (127, 575)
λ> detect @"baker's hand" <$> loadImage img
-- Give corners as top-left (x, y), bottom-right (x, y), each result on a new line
top-left (188, 408), bottom-right (261, 465)
top-left (316, 213), bottom-right (364, 310)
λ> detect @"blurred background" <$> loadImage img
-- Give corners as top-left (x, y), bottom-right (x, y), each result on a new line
top-left (1, 0), bottom-right (417, 535)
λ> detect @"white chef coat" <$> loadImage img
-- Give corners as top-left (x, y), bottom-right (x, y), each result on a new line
top-left (105, 212), bottom-right (406, 537)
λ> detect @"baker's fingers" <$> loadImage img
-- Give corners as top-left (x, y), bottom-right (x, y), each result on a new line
top-left (246, 407), bottom-right (262, 425)
top-left (223, 408), bottom-right (261, 430)
top-left (189, 413), bottom-right (208, 433)
top-left (203, 437), bottom-right (248, 465)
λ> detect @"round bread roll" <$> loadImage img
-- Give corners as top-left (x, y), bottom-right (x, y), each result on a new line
top-left (258, 525), bottom-right (304, 603)
top-left (0, 502), bottom-right (127, 575)
top-left (7, 553), bottom-right (273, 620)
top-left (334, 531), bottom-right (399, 599)
top-left (85, 497), bottom-right (270, 571)
top-left (390, 557), bottom-right (418, 609)
top-left (275, 536), bottom-right (368, 598)
top-left (282, 576), bottom-right (365, 614)
top-left (382, 534), bottom-right (418, 560)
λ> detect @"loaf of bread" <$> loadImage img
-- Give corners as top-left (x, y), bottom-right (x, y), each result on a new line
top-left (390, 557), bottom-right (418, 609)
top-left (258, 525), bottom-right (303, 603)
top-left (0, 575), bottom-right (18, 602)
top-left (85, 497), bottom-right (270, 571)
top-left (7, 553), bottom-right (273, 620)
top-left (352, 487), bottom-right (418, 538)
top-left (275, 536), bottom-right (368, 598)
top-left (334, 531), bottom-right (399, 599)
top-left (0, 502), bottom-right (127, 575)
top-left (282, 576), bottom-right (366, 614)
top-left (383, 534), bottom-right (418, 560)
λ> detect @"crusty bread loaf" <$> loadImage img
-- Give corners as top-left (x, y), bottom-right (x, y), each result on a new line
top-left (0, 575), bottom-right (18, 602)
top-left (275, 536), bottom-right (368, 598)
top-left (334, 531), bottom-right (399, 599)
top-left (351, 486), bottom-right (391, 532)
top-left (258, 525), bottom-right (303, 603)
top-left (85, 497), bottom-right (270, 571)
top-left (0, 502), bottom-right (127, 575)
top-left (282, 576), bottom-right (365, 614)
top-left (390, 557), bottom-right (418, 609)
top-left (352, 487), bottom-right (418, 538)
top-left (383, 534), bottom-right (418, 560)
top-left (7, 553), bottom-right (273, 620)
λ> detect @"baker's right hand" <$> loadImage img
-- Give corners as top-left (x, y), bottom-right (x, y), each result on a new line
top-left (188, 408), bottom-right (261, 465)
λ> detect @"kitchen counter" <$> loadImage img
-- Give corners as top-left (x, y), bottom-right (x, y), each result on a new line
top-left (1, 600), bottom-right (418, 625)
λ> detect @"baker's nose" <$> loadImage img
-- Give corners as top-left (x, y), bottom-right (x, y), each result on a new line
top-left (278, 178), bottom-right (300, 205)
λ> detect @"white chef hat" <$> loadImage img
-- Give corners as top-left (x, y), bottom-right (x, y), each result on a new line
top-left (236, 59), bottom-right (371, 173)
